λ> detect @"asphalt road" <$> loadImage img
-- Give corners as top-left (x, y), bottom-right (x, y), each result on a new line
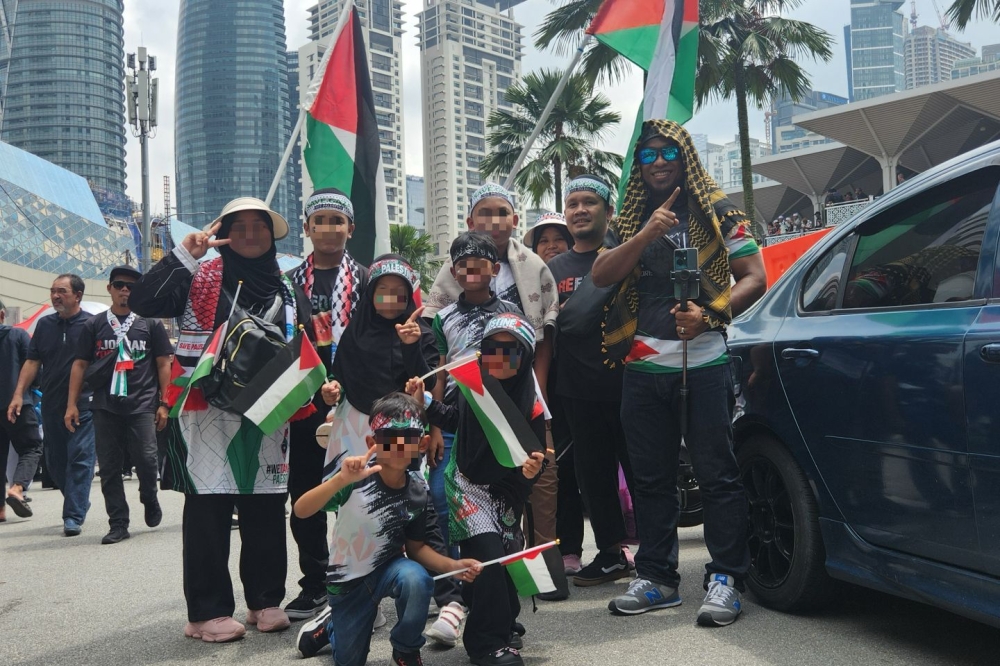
top-left (2, 480), bottom-right (998, 666)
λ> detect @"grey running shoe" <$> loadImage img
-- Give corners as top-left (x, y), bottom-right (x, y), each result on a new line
top-left (607, 577), bottom-right (682, 615)
top-left (697, 574), bottom-right (742, 627)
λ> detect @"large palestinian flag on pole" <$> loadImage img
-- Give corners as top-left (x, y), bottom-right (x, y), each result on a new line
top-left (587, 0), bottom-right (698, 200)
top-left (302, 2), bottom-right (389, 265)
top-left (448, 357), bottom-right (542, 468)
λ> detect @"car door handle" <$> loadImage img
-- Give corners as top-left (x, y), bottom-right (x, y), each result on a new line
top-left (981, 343), bottom-right (1000, 363)
top-left (781, 348), bottom-right (820, 360)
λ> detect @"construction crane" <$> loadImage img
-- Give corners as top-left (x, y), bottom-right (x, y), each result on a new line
top-left (910, 0), bottom-right (919, 29)
top-left (930, 0), bottom-right (950, 31)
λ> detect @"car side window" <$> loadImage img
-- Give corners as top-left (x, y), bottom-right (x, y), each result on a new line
top-left (801, 236), bottom-right (853, 313)
top-left (840, 167), bottom-right (999, 310)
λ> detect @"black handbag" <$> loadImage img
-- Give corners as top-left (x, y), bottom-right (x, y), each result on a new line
top-left (200, 297), bottom-right (287, 413)
top-left (556, 272), bottom-right (618, 337)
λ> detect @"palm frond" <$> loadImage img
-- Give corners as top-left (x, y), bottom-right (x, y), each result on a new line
top-left (533, 0), bottom-right (603, 54)
top-left (946, 0), bottom-right (1000, 29)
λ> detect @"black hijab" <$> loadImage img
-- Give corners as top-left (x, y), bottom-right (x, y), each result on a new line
top-left (333, 254), bottom-right (424, 414)
top-left (454, 312), bottom-right (541, 486)
top-left (217, 211), bottom-right (282, 307)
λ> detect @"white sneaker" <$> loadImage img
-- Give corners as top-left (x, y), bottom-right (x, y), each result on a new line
top-left (372, 605), bottom-right (387, 632)
top-left (424, 601), bottom-right (465, 647)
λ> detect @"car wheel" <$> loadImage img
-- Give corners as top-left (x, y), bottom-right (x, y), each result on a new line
top-left (738, 434), bottom-right (832, 612)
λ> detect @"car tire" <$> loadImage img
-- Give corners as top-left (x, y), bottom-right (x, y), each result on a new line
top-left (737, 434), bottom-right (833, 612)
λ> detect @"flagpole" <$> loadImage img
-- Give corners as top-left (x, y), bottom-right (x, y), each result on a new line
top-left (502, 34), bottom-right (592, 190)
top-left (432, 541), bottom-right (559, 581)
top-left (264, 0), bottom-right (356, 208)
top-left (417, 353), bottom-right (479, 383)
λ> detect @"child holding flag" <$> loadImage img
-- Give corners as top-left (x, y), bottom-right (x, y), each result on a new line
top-left (293, 393), bottom-right (483, 666)
top-left (407, 312), bottom-right (547, 666)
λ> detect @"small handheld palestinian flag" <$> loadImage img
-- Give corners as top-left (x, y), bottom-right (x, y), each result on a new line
top-left (229, 333), bottom-right (327, 436)
top-left (170, 321), bottom-right (228, 417)
top-left (433, 541), bottom-right (560, 597)
top-left (110, 340), bottom-right (134, 397)
top-left (447, 356), bottom-right (542, 468)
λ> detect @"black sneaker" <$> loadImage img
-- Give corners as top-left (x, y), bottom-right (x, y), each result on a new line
top-left (471, 647), bottom-right (524, 666)
top-left (285, 589), bottom-right (328, 620)
top-left (508, 633), bottom-right (524, 650)
top-left (573, 550), bottom-right (630, 587)
top-left (144, 499), bottom-right (162, 528)
top-left (101, 526), bottom-right (130, 545)
top-left (296, 606), bottom-right (331, 658)
top-left (392, 648), bottom-right (424, 666)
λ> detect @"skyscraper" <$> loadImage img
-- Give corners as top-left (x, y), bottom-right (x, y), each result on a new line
top-left (284, 50), bottom-right (304, 256)
top-left (904, 25), bottom-right (975, 89)
top-left (0, 0), bottom-right (127, 195)
top-left (174, 0), bottom-right (294, 239)
top-left (418, 0), bottom-right (526, 257)
top-left (770, 90), bottom-right (849, 153)
top-left (303, 0), bottom-right (407, 226)
top-left (848, 0), bottom-right (906, 101)
top-left (405, 175), bottom-right (425, 231)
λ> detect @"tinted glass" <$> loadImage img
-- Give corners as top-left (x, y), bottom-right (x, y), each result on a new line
top-left (801, 236), bottom-right (853, 312)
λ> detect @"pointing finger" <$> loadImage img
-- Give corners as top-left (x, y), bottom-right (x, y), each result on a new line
top-left (658, 187), bottom-right (682, 211)
top-left (407, 306), bottom-right (425, 324)
top-left (366, 444), bottom-right (379, 461)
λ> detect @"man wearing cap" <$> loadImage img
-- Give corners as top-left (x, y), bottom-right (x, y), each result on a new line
top-left (0, 298), bottom-right (43, 522)
top-left (592, 120), bottom-right (766, 626)
top-left (7, 274), bottom-right (96, 536)
top-left (284, 188), bottom-right (369, 620)
top-left (547, 175), bottom-right (637, 587)
top-left (66, 266), bottom-right (172, 544)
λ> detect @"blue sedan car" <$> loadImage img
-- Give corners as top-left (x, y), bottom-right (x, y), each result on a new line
top-left (728, 139), bottom-right (1000, 628)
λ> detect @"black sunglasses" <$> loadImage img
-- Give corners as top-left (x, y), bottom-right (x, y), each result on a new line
top-left (110, 281), bottom-right (135, 291)
top-left (637, 145), bottom-right (681, 165)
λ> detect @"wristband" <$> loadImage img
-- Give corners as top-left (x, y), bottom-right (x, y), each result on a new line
top-left (423, 391), bottom-right (433, 409)
top-left (158, 400), bottom-right (170, 409)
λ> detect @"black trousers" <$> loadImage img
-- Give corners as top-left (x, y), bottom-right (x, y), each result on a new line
top-left (0, 403), bottom-right (43, 497)
top-left (562, 397), bottom-right (635, 553)
top-left (93, 409), bottom-right (158, 529)
top-left (460, 533), bottom-right (521, 658)
top-left (182, 492), bottom-right (288, 621)
top-left (288, 410), bottom-right (330, 594)
top-left (551, 394), bottom-right (583, 558)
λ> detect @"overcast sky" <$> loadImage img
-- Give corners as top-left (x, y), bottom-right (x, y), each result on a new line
top-left (122, 0), bottom-right (1000, 214)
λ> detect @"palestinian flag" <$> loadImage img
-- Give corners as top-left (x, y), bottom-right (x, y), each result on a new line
top-left (229, 334), bottom-right (327, 436)
top-left (302, 2), bottom-right (389, 265)
top-left (501, 542), bottom-right (560, 596)
top-left (448, 357), bottom-right (542, 468)
top-left (587, 0), bottom-right (698, 200)
top-left (170, 322), bottom-right (227, 417)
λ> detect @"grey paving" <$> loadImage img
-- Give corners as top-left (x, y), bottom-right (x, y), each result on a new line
top-left (1, 480), bottom-right (997, 665)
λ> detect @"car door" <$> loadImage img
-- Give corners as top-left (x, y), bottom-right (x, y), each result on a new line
top-left (772, 165), bottom-right (1000, 569)
top-left (964, 185), bottom-right (1000, 577)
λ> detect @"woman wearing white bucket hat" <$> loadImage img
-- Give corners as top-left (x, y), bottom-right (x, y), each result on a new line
top-left (130, 196), bottom-right (309, 643)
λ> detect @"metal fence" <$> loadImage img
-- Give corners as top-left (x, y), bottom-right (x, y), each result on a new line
top-left (761, 198), bottom-right (875, 247)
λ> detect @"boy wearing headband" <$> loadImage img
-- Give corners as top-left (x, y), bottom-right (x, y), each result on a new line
top-left (293, 393), bottom-right (482, 666)
top-left (285, 188), bottom-right (370, 620)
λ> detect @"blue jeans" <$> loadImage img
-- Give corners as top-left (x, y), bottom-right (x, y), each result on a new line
top-left (326, 557), bottom-right (433, 665)
top-left (620, 364), bottom-right (750, 590)
top-left (427, 432), bottom-right (458, 558)
top-left (42, 408), bottom-right (96, 526)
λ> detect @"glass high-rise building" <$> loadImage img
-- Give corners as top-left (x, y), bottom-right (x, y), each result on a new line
top-left (175, 0), bottom-right (295, 249)
top-left (847, 0), bottom-right (906, 101)
top-left (0, 0), bottom-right (127, 195)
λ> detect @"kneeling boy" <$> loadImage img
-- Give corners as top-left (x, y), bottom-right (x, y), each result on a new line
top-left (294, 393), bottom-right (482, 665)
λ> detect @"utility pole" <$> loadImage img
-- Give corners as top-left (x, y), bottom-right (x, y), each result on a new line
top-left (126, 47), bottom-right (158, 272)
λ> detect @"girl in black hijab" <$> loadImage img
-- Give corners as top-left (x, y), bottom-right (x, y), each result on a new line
top-left (407, 312), bottom-right (547, 666)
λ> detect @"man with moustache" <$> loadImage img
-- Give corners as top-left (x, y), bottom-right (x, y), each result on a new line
top-left (66, 266), bottom-right (172, 544)
top-left (7, 274), bottom-right (96, 536)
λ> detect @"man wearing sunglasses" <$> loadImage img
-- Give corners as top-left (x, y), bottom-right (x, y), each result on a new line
top-left (66, 266), bottom-right (173, 545)
top-left (592, 121), bottom-right (766, 626)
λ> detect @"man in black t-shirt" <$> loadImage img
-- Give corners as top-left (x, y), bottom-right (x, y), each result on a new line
top-left (547, 175), bottom-right (635, 588)
top-left (67, 266), bottom-right (173, 545)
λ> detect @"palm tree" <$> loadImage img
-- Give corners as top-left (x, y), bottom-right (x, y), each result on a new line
top-left (535, 0), bottom-right (833, 239)
top-left (389, 224), bottom-right (441, 284)
top-left (479, 69), bottom-right (622, 213)
top-left (946, 0), bottom-right (1000, 28)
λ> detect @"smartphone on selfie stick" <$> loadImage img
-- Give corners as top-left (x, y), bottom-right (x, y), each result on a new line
top-left (671, 248), bottom-right (700, 436)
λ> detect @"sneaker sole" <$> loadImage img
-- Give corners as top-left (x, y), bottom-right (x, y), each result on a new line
top-left (696, 610), bottom-right (739, 627)
top-left (285, 604), bottom-right (327, 621)
top-left (424, 625), bottom-right (459, 647)
top-left (608, 597), bottom-right (683, 616)
top-left (572, 567), bottom-right (631, 587)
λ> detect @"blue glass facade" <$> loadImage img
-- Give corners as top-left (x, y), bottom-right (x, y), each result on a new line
top-left (0, 141), bottom-right (133, 279)
top-left (0, 0), bottom-right (127, 195)
top-left (175, 0), bottom-right (295, 249)
top-left (849, 0), bottom-right (906, 101)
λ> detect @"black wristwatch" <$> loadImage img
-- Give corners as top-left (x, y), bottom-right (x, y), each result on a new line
top-left (158, 400), bottom-right (170, 409)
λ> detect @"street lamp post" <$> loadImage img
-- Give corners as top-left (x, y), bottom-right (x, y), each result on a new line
top-left (126, 48), bottom-right (158, 273)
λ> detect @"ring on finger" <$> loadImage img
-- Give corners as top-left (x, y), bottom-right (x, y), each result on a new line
top-left (680, 327), bottom-right (686, 335)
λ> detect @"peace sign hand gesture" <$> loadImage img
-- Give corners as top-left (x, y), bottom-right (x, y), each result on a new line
top-left (182, 220), bottom-right (231, 260)
top-left (395, 306), bottom-right (425, 345)
top-left (340, 444), bottom-right (382, 484)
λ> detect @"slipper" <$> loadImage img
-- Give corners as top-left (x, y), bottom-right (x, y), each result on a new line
top-left (5, 495), bottom-right (33, 518)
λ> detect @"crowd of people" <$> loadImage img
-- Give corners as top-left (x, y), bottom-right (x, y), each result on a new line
top-left (1, 120), bottom-right (767, 666)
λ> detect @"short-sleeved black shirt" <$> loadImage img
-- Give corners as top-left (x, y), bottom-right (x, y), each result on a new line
top-left (548, 246), bottom-right (625, 402)
top-left (75, 311), bottom-right (173, 414)
top-left (27, 310), bottom-right (93, 413)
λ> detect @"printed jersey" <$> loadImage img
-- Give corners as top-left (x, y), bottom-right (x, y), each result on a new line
top-left (323, 470), bottom-right (432, 592)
